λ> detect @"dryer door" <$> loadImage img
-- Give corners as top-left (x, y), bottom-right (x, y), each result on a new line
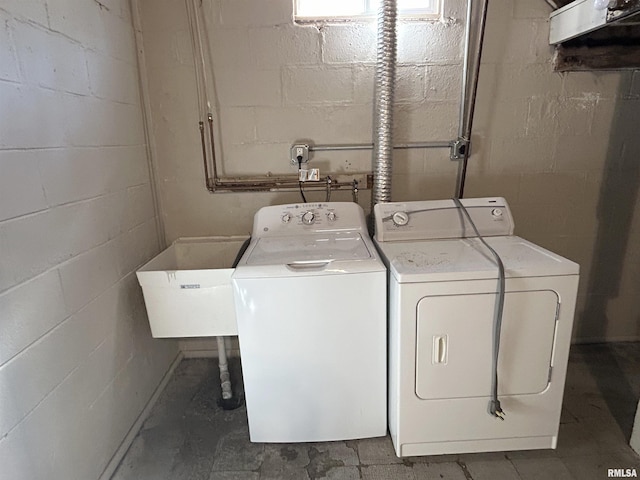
top-left (415, 290), bottom-right (559, 400)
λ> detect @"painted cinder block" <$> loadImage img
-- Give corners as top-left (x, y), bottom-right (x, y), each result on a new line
top-left (0, 1), bottom-right (173, 478)
top-left (492, 63), bottom-right (563, 102)
top-left (87, 50), bottom-right (140, 105)
top-left (37, 145), bottom-right (150, 207)
top-left (141, 29), bottom-right (193, 68)
top-left (283, 65), bottom-right (353, 105)
top-left (14, 21), bottom-right (90, 95)
top-left (0, 276), bottom-right (173, 480)
top-left (47, 0), bottom-right (106, 49)
top-left (0, 282), bottom-right (117, 437)
top-left (221, 142), bottom-right (295, 176)
top-left (215, 67), bottom-right (282, 107)
top-left (482, 17), bottom-right (537, 65)
top-left (0, 271), bottom-right (68, 366)
top-left (98, 0), bottom-right (133, 23)
top-left (250, 25), bottom-right (320, 68)
top-left (0, 150), bottom-right (48, 222)
top-left (322, 24), bottom-right (377, 64)
top-left (220, 0), bottom-right (292, 27)
top-left (219, 106), bottom-right (258, 145)
top-left (0, 11), bottom-right (20, 82)
top-left (0, 0), bottom-right (48, 26)
top-left (208, 26), bottom-right (257, 70)
top-left (61, 95), bottom-right (145, 147)
top-left (0, 83), bottom-right (67, 149)
top-left (394, 102), bottom-right (459, 142)
top-left (396, 65), bottom-right (427, 104)
top-left (124, 184), bottom-right (156, 232)
top-left (488, 136), bottom-right (556, 174)
top-left (99, 12), bottom-right (138, 64)
top-left (58, 240), bottom-right (121, 313)
top-left (397, 22), bottom-right (464, 65)
top-left (0, 189), bottom-right (143, 294)
top-left (425, 64), bottom-right (463, 102)
top-left (115, 219), bottom-right (161, 279)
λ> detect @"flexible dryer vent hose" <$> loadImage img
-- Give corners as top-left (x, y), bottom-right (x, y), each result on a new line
top-left (371, 0), bottom-right (398, 209)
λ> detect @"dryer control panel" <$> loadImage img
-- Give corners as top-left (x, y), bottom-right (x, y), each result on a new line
top-left (252, 202), bottom-right (368, 237)
top-left (374, 197), bottom-right (515, 242)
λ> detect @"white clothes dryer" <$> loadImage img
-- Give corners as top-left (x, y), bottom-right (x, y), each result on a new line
top-left (233, 202), bottom-right (387, 443)
top-left (374, 197), bottom-right (579, 457)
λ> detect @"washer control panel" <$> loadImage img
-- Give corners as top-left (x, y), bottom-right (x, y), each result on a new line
top-left (252, 202), bottom-right (365, 237)
top-left (374, 197), bottom-right (515, 242)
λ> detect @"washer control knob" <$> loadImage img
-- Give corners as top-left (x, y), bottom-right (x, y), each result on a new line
top-left (327, 211), bottom-right (337, 221)
top-left (281, 212), bottom-right (292, 223)
top-left (392, 211), bottom-right (410, 226)
top-left (301, 211), bottom-right (316, 225)
top-left (491, 208), bottom-right (503, 218)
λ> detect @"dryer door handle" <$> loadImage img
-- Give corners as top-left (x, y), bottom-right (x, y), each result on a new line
top-left (433, 335), bottom-right (448, 364)
top-left (286, 260), bottom-right (331, 271)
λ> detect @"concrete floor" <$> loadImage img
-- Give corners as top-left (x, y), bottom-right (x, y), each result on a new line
top-left (112, 343), bottom-right (640, 480)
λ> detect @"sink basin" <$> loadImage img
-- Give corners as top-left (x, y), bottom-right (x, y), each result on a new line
top-left (136, 236), bottom-right (249, 338)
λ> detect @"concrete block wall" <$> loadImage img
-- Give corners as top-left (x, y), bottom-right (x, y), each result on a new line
top-left (0, 1), bottom-right (177, 478)
top-left (138, 0), bottom-right (640, 347)
top-left (465, 0), bottom-right (640, 343)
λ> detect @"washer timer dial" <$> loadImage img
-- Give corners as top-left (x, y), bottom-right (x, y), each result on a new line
top-left (301, 211), bottom-right (316, 225)
top-left (392, 211), bottom-right (409, 226)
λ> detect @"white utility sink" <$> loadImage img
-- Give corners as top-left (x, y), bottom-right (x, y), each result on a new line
top-left (136, 236), bottom-right (249, 338)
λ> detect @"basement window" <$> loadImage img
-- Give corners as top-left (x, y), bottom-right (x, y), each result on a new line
top-left (295, 0), bottom-right (440, 21)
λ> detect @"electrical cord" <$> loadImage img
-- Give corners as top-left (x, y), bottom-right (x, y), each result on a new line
top-left (297, 157), bottom-right (307, 203)
top-left (452, 198), bottom-right (506, 420)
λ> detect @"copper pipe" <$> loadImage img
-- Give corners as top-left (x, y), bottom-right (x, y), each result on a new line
top-left (199, 121), bottom-right (211, 189)
top-left (198, 118), bottom-right (371, 193)
top-left (210, 178), bottom-right (358, 193)
top-left (207, 113), bottom-right (219, 186)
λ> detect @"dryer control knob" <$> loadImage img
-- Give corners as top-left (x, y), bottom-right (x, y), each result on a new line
top-left (491, 208), bottom-right (503, 218)
top-left (327, 211), bottom-right (337, 221)
top-left (281, 213), bottom-right (292, 223)
top-left (302, 211), bottom-right (316, 225)
top-left (392, 211), bottom-right (409, 226)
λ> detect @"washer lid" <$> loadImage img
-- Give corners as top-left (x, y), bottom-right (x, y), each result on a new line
top-left (378, 236), bottom-right (579, 283)
top-left (244, 232), bottom-right (372, 266)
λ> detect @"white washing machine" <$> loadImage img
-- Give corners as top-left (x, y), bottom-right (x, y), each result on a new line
top-left (232, 202), bottom-right (387, 443)
top-left (373, 197), bottom-right (579, 457)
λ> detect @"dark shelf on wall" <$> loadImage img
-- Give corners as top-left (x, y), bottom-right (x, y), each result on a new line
top-left (548, 0), bottom-right (640, 71)
top-left (554, 25), bottom-right (640, 71)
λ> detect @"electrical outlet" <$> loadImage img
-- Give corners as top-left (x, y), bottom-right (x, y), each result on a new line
top-left (291, 144), bottom-right (309, 165)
